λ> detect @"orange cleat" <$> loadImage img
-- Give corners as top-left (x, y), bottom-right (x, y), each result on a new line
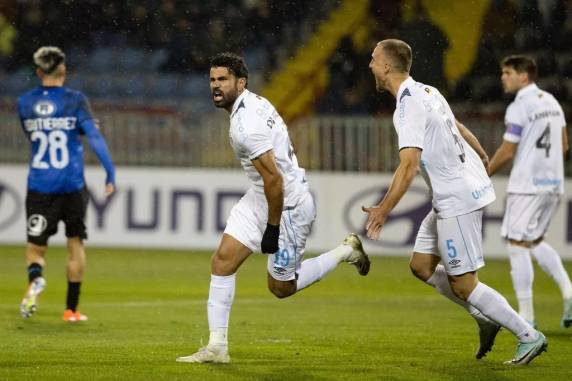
top-left (62, 309), bottom-right (88, 322)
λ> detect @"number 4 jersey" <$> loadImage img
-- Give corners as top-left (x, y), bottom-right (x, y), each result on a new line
top-left (504, 83), bottom-right (565, 195)
top-left (393, 77), bottom-right (495, 219)
top-left (18, 86), bottom-right (115, 194)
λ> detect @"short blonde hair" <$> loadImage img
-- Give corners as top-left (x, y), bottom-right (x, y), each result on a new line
top-left (378, 39), bottom-right (412, 73)
top-left (33, 46), bottom-right (66, 74)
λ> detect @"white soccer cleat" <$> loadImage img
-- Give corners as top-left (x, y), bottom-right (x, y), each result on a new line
top-left (504, 332), bottom-right (548, 365)
top-left (20, 277), bottom-right (47, 318)
top-left (176, 346), bottom-right (230, 364)
top-left (475, 320), bottom-right (501, 359)
top-left (342, 233), bottom-right (371, 276)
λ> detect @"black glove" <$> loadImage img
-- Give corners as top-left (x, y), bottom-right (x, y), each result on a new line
top-left (261, 223), bottom-right (280, 254)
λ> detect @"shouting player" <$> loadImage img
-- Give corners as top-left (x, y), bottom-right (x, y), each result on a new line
top-left (176, 52), bottom-right (370, 364)
top-left (363, 39), bottom-right (547, 365)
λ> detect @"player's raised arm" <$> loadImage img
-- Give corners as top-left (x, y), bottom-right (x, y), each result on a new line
top-left (455, 120), bottom-right (489, 169)
top-left (252, 150), bottom-right (284, 254)
top-left (362, 147), bottom-right (420, 240)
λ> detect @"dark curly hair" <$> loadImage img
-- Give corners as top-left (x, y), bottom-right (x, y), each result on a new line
top-left (210, 52), bottom-right (249, 83)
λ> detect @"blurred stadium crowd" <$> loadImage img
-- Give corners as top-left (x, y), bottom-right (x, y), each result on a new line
top-left (1, 0), bottom-right (571, 115)
top-left (0, 0), bottom-right (571, 172)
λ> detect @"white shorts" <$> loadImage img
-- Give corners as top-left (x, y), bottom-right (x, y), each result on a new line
top-left (224, 189), bottom-right (316, 281)
top-left (501, 194), bottom-right (560, 242)
top-left (413, 209), bottom-right (485, 276)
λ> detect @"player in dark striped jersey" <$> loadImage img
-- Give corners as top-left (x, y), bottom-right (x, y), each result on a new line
top-left (17, 46), bottom-right (116, 322)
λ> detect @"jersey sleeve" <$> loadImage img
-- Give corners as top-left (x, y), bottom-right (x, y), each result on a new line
top-left (237, 113), bottom-right (273, 160)
top-left (76, 92), bottom-right (95, 128)
top-left (503, 102), bottom-right (525, 143)
top-left (396, 97), bottom-right (426, 150)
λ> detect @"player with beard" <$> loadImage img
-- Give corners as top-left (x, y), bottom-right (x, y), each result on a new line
top-left (176, 52), bottom-right (371, 364)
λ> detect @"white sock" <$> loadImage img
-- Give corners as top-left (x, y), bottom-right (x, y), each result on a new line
top-left (531, 242), bottom-right (572, 300)
top-left (468, 282), bottom-right (538, 343)
top-left (296, 244), bottom-right (352, 291)
top-left (508, 244), bottom-right (535, 322)
top-left (207, 273), bottom-right (236, 347)
top-left (426, 265), bottom-right (492, 324)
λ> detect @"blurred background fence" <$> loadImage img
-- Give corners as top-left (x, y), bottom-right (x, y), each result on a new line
top-left (5, 100), bottom-right (559, 174)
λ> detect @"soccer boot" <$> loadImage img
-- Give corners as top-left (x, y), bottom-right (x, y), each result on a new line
top-left (561, 297), bottom-right (572, 328)
top-left (63, 309), bottom-right (88, 322)
top-left (504, 332), bottom-right (547, 365)
top-left (342, 233), bottom-right (371, 276)
top-left (176, 345), bottom-right (230, 364)
top-left (20, 277), bottom-right (46, 318)
top-left (475, 319), bottom-right (501, 359)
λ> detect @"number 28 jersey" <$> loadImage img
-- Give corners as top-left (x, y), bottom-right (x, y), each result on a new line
top-left (504, 83), bottom-right (565, 195)
top-left (18, 86), bottom-right (93, 194)
top-left (228, 89), bottom-right (308, 207)
top-left (393, 77), bottom-right (495, 219)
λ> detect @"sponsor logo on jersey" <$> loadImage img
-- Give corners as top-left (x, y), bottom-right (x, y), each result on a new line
top-left (471, 182), bottom-right (494, 200)
top-left (34, 100), bottom-right (56, 116)
top-left (27, 214), bottom-right (48, 236)
top-left (448, 259), bottom-right (461, 266)
top-left (533, 178), bottom-right (561, 187)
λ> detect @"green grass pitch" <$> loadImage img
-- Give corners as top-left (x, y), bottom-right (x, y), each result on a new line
top-left (1, 245), bottom-right (571, 381)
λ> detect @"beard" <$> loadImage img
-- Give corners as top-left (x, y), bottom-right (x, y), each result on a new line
top-left (212, 87), bottom-right (239, 109)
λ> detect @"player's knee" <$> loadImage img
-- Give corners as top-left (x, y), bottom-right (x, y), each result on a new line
top-left (211, 252), bottom-right (237, 276)
top-left (409, 260), bottom-right (432, 282)
top-left (267, 282), bottom-right (296, 299)
top-left (448, 276), bottom-right (476, 301)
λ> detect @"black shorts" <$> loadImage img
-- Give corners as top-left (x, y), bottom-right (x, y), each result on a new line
top-left (26, 188), bottom-right (89, 246)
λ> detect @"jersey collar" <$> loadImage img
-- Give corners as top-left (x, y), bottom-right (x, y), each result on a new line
top-left (230, 89), bottom-right (249, 118)
top-left (516, 83), bottom-right (538, 99)
top-left (396, 76), bottom-right (414, 104)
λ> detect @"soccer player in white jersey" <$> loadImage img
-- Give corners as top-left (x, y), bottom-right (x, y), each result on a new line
top-left (363, 39), bottom-right (547, 365)
top-left (488, 55), bottom-right (572, 329)
top-left (176, 52), bottom-right (370, 364)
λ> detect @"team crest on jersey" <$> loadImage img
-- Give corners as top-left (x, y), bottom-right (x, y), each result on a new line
top-left (27, 214), bottom-right (48, 236)
top-left (34, 100), bottom-right (56, 116)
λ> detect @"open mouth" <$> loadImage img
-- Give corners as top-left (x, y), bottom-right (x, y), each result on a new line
top-left (212, 90), bottom-right (223, 102)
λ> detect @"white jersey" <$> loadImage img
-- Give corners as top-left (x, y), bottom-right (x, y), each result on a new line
top-left (229, 89), bottom-right (308, 207)
top-left (393, 77), bottom-right (495, 218)
top-left (504, 83), bottom-right (565, 194)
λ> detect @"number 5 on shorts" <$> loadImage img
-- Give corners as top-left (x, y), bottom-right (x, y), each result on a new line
top-left (446, 239), bottom-right (458, 258)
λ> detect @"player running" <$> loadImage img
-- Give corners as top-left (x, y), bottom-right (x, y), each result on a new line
top-left (488, 55), bottom-right (572, 329)
top-left (18, 46), bottom-right (116, 322)
top-left (176, 52), bottom-right (370, 364)
top-left (363, 39), bottom-right (547, 365)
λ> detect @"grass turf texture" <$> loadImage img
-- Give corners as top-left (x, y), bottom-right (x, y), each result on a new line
top-left (1, 246), bottom-right (571, 381)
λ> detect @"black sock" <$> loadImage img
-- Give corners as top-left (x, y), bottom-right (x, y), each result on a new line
top-left (66, 282), bottom-right (81, 312)
top-left (27, 263), bottom-right (43, 283)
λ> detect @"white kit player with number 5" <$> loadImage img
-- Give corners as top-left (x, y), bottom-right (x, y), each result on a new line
top-left (364, 40), bottom-right (547, 365)
top-left (489, 55), bottom-right (572, 330)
